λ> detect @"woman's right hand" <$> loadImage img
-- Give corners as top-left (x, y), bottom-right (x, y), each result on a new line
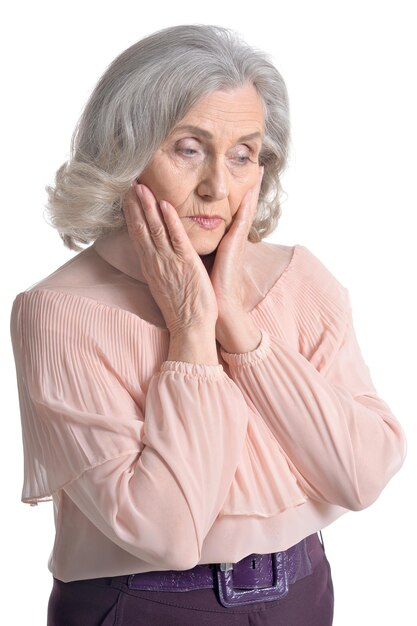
top-left (122, 182), bottom-right (219, 337)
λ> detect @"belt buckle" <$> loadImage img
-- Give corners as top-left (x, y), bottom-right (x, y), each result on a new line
top-left (216, 552), bottom-right (289, 608)
top-left (219, 562), bottom-right (234, 572)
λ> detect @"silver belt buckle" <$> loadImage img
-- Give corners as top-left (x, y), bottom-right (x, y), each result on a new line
top-left (219, 562), bottom-right (234, 572)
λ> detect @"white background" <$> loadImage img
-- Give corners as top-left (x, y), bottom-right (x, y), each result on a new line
top-left (2, 1), bottom-right (416, 624)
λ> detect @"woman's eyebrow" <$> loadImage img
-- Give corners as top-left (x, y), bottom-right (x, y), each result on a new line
top-left (172, 124), bottom-right (262, 142)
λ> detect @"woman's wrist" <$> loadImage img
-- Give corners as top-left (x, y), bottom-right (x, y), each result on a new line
top-left (168, 326), bottom-right (219, 365)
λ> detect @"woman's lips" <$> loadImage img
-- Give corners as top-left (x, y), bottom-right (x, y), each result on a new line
top-left (188, 217), bottom-right (224, 230)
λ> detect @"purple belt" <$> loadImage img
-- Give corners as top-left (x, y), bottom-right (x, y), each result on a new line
top-left (127, 532), bottom-right (325, 608)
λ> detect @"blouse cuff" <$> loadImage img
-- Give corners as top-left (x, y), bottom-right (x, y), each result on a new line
top-left (159, 360), bottom-right (225, 380)
top-left (220, 328), bottom-right (271, 367)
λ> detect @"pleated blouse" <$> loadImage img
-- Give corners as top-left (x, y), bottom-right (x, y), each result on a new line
top-left (9, 229), bottom-right (407, 582)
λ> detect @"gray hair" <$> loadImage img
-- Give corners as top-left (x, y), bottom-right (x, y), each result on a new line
top-left (45, 24), bottom-right (291, 251)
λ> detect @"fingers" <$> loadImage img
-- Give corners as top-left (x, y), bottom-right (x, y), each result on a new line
top-left (159, 199), bottom-right (191, 256)
top-left (236, 166), bottom-right (265, 227)
top-left (137, 184), bottom-right (172, 248)
top-left (123, 182), bottom-right (191, 258)
top-left (132, 184), bottom-right (172, 252)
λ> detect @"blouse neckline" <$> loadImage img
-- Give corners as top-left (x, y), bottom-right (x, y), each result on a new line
top-left (27, 239), bottom-right (302, 335)
top-left (92, 240), bottom-right (303, 333)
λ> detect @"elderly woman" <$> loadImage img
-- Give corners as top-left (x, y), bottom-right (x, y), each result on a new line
top-left (10, 24), bottom-right (406, 626)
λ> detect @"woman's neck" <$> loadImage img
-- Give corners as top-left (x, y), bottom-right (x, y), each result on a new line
top-left (199, 250), bottom-right (217, 275)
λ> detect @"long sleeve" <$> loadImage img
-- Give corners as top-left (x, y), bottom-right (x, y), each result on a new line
top-left (220, 273), bottom-right (407, 512)
top-left (10, 288), bottom-right (250, 571)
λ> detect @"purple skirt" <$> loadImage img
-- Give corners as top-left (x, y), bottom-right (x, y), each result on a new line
top-left (47, 533), bottom-right (334, 625)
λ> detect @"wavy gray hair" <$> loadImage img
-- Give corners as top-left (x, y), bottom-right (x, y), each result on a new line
top-left (45, 24), bottom-right (291, 251)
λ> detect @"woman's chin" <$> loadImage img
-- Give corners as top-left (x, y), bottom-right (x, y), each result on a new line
top-left (191, 239), bottom-right (219, 257)
top-left (198, 247), bottom-right (217, 257)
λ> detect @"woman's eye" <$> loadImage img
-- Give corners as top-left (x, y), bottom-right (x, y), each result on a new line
top-left (180, 148), bottom-right (198, 156)
top-left (231, 147), bottom-right (254, 165)
top-left (228, 152), bottom-right (253, 167)
top-left (175, 143), bottom-right (253, 165)
top-left (175, 138), bottom-right (200, 156)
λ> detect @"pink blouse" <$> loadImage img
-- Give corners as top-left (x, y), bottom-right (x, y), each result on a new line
top-left (9, 230), bottom-right (407, 582)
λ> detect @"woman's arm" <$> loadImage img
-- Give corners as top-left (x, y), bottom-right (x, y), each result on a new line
top-left (219, 290), bottom-right (407, 512)
top-left (10, 288), bottom-right (249, 571)
top-left (62, 357), bottom-right (248, 571)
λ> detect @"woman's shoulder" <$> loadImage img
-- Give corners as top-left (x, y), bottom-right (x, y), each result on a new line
top-left (249, 242), bottom-right (351, 361)
top-left (13, 245), bottom-right (161, 324)
top-left (250, 241), bottom-right (350, 329)
top-left (21, 246), bottom-right (116, 295)
top-left (11, 247), bottom-right (131, 338)
top-left (291, 243), bottom-right (350, 313)
top-left (243, 240), bottom-right (294, 308)
top-left (249, 241), bottom-right (348, 301)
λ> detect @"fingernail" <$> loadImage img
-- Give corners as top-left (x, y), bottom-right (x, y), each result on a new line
top-left (135, 184), bottom-right (144, 199)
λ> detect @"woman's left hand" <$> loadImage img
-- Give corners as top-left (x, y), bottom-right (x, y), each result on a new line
top-left (210, 166), bottom-right (264, 318)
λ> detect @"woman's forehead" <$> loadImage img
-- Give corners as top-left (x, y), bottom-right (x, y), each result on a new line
top-left (171, 85), bottom-right (265, 139)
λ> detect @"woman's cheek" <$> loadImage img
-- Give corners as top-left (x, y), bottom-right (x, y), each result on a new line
top-left (136, 168), bottom-right (176, 205)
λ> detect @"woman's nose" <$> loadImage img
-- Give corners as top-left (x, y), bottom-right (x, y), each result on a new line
top-left (196, 157), bottom-right (229, 201)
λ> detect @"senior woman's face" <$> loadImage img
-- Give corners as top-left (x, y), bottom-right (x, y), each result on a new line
top-left (136, 83), bottom-right (265, 257)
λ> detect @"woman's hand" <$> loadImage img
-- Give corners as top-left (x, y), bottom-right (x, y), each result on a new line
top-left (122, 183), bottom-right (219, 337)
top-left (209, 167), bottom-right (264, 318)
